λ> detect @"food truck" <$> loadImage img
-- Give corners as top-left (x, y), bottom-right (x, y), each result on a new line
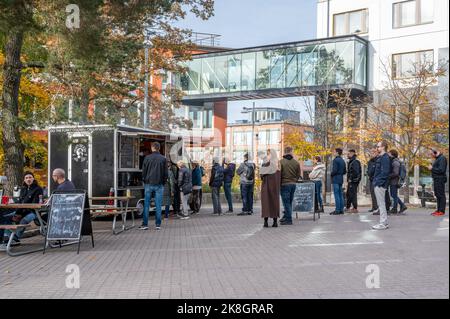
top-left (48, 124), bottom-right (185, 206)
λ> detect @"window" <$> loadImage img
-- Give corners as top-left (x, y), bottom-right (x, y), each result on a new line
top-left (258, 129), bottom-right (280, 145)
top-left (333, 9), bottom-right (368, 36)
top-left (392, 50), bottom-right (434, 79)
top-left (233, 131), bottom-right (252, 146)
top-left (393, 0), bottom-right (433, 28)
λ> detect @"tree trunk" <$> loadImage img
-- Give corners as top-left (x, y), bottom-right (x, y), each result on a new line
top-left (1, 29), bottom-right (25, 195)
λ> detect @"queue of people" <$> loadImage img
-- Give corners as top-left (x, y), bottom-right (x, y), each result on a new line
top-left (1, 141), bottom-right (447, 244)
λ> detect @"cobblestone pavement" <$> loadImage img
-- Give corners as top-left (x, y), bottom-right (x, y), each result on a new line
top-left (0, 205), bottom-right (448, 299)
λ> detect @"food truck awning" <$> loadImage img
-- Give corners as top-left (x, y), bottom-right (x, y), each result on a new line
top-left (47, 124), bottom-right (179, 138)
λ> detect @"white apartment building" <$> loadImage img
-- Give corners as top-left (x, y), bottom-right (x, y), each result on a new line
top-left (317, 0), bottom-right (449, 94)
top-left (318, 0), bottom-right (449, 197)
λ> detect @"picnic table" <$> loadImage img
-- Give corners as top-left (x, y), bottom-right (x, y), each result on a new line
top-left (0, 203), bottom-right (47, 256)
top-left (89, 196), bottom-right (136, 235)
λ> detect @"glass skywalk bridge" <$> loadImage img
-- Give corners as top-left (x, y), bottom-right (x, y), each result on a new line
top-left (175, 35), bottom-right (368, 104)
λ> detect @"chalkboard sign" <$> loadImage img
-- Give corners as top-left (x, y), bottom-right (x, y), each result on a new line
top-left (293, 182), bottom-right (315, 213)
top-left (46, 193), bottom-right (86, 241)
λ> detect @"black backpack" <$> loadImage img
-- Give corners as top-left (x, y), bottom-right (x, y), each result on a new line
top-left (245, 163), bottom-right (255, 181)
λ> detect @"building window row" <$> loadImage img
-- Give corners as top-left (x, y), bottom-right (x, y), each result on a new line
top-left (333, 0), bottom-right (433, 36)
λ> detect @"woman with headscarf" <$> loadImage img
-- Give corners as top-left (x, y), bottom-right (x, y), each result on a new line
top-left (260, 149), bottom-right (281, 228)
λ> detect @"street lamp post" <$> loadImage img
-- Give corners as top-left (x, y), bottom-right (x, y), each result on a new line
top-left (144, 44), bottom-right (149, 128)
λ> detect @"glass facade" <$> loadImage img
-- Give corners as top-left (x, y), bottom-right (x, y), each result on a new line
top-left (177, 37), bottom-right (367, 95)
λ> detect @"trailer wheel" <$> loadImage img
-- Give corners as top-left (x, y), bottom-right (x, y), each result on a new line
top-left (137, 199), bottom-right (144, 216)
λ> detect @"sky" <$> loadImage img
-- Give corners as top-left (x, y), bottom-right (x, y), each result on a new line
top-left (176, 0), bottom-right (318, 123)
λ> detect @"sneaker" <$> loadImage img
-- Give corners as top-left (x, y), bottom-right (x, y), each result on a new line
top-left (0, 244), bottom-right (7, 252)
top-left (368, 208), bottom-right (376, 213)
top-left (180, 215), bottom-right (190, 220)
top-left (138, 225), bottom-right (149, 230)
top-left (237, 212), bottom-right (248, 216)
top-left (399, 206), bottom-right (408, 214)
top-left (372, 210), bottom-right (380, 215)
top-left (431, 211), bottom-right (445, 217)
top-left (330, 211), bottom-right (344, 215)
top-left (372, 223), bottom-right (389, 230)
top-left (225, 210), bottom-right (234, 214)
top-left (280, 220), bottom-right (293, 225)
top-left (155, 226), bottom-right (161, 231)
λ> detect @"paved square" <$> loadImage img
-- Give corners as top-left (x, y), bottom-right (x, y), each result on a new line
top-left (0, 205), bottom-right (448, 299)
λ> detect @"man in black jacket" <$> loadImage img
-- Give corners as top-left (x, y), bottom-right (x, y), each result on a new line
top-left (367, 148), bottom-right (391, 215)
top-left (346, 150), bottom-right (362, 213)
top-left (429, 148), bottom-right (448, 216)
top-left (140, 142), bottom-right (168, 230)
top-left (1, 172), bottom-right (43, 249)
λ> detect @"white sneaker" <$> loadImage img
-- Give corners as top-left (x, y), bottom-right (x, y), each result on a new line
top-left (0, 244), bottom-right (7, 252)
top-left (138, 225), bottom-right (149, 230)
top-left (372, 223), bottom-right (389, 230)
top-left (155, 226), bottom-right (161, 231)
top-left (180, 216), bottom-right (190, 220)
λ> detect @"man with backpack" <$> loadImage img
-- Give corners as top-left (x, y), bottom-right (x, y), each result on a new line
top-left (237, 153), bottom-right (256, 216)
top-left (209, 157), bottom-right (224, 215)
top-left (388, 149), bottom-right (408, 215)
top-left (345, 149), bottom-right (362, 213)
top-left (429, 148), bottom-right (448, 216)
top-left (223, 158), bottom-right (236, 214)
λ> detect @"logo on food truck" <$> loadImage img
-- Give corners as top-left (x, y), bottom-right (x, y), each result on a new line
top-left (73, 144), bottom-right (87, 162)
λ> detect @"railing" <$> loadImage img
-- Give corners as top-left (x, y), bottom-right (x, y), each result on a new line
top-left (189, 32), bottom-right (221, 47)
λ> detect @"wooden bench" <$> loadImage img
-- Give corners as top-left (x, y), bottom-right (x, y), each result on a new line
top-left (0, 223), bottom-right (44, 257)
top-left (89, 207), bottom-right (138, 235)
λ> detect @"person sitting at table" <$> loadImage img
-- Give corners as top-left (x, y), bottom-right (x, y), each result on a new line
top-left (0, 172), bottom-right (43, 248)
top-left (52, 168), bottom-right (76, 191)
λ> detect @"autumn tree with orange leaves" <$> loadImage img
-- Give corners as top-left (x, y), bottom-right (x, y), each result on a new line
top-left (0, 0), bottom-right (214, 193)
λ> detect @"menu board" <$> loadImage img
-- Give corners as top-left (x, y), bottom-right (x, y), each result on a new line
top-left (120, 136), bottom-right (138, 169)
top-left (46, 193), bottom-right (85, 241)
top-left (292, 182), bottom-right (315, 213)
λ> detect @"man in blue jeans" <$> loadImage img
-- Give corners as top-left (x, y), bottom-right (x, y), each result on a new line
top-left (223, 158), bottom-right (236, 214)
top-left (140, 142), bottom-right (168, 231)
top-left (279, 147), bottom-right (301, 225)
top-left (330, 148), bottom-right (347, 215)
top-left (236, 153), bottom-right (255, 215)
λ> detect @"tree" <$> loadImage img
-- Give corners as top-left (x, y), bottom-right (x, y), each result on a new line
top-left (363, 59), bottom-right (449, 203)
top-left (0, 0), bottom-right (214, 194)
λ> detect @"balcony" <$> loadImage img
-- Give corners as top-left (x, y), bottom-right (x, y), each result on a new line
top-left (175, 35), bottom-right (368, 104)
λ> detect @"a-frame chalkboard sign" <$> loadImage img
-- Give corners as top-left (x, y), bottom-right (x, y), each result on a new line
top-left (292, 182), bottom-right (320, 221)
top-left (44, 190), bottom-right (94, 254)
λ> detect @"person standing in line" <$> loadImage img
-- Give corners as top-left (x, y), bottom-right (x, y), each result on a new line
top-left (163, 161), bottom-right (175, 219)
top-left (236, 153), bottom-right (256, 216)
top-left (209, 157), bottom-right (224, 216)
top-left (223, 158), bottom-right (236, 214)
top-left (260, 149), bottom-right (281, 228)
top-left (169, 156), bottom-right (181, 216)
top-left (388, 149), bottom-right (408, 215)
top-left (345, 149), bottom-right (362, 213)
top-left (309, 156), bottom-right (326, 213)
top-left (429, 148), bottom-right (448, 216)
top-left (190, 161), bottom-right (204, 214)
top-left (140, 142), bottom-right (168, 231)
top-left (330, 148), bottom-right (347, 215)
top-left (279, 147), bottom-right (301, 226)
top-left (372, 141), bottom-right (392, 230)
top-left (177, 161), bottom-right (192, 220)
top-left (367, 148), bottom-right (379, 214)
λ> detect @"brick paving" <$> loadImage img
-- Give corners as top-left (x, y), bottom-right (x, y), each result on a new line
top-left (0, 204), bottom-right (448, 299)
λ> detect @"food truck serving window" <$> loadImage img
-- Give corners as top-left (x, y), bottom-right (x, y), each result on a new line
top-left (119, 135), bottom-right (139, 169)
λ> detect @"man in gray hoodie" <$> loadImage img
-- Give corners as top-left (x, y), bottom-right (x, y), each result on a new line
top-left (236, 153), bottom-right (256, 215)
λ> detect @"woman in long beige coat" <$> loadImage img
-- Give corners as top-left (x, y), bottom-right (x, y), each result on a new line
top-left (260, 149), bottom-right (281, 228)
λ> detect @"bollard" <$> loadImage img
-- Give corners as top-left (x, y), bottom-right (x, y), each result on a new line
top-left (420, 184), bottom-right (426, 208)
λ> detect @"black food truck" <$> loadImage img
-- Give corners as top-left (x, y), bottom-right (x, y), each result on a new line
top-left (48, 124), bottom-right (185, 207)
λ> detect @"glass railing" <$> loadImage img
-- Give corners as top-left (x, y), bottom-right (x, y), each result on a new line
top-left (175, 35), bottom-right (367, 96)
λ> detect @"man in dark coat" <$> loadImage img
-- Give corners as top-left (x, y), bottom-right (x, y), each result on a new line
top-left (346, 149), bottom-right (362, 213)
top-left (223, 158), bottom-right (236, 214)
top-left (372, 141), bottom-right (392, 230)
top-left (429, 148), bottom-right (448, 216)
top-left (330, 148), bottom-right (347, 215)
top-left (1, 172), bottom-right (43, 248)
top-left (209, 158), bottom-right (224, 215)
top-left (140, 142), bottom-right (168, 230)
